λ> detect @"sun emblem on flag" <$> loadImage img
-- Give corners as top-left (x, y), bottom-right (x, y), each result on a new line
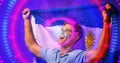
top-left (85, 31), bottom-right (95, 50)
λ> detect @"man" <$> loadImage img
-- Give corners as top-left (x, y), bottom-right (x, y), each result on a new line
top-left (22, 4), bottom-right (112, 63)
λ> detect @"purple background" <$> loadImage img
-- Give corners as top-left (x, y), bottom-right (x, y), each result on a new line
top-left (0, 0), bottom-right (120, 63)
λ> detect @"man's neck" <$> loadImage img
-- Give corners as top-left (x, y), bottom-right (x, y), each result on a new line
top-left (60, 46), bottom-right (74, 55)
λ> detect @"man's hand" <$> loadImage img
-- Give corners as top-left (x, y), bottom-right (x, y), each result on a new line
top-left (102, 10), bottom-right (108, 20)
top-left (102, 10), bottom-right (111, 24)
top-left (22, 8), bottom-right (30, 20)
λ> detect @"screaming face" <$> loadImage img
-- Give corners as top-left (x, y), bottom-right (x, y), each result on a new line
top-left (58, 23), bottom-right (80, 47)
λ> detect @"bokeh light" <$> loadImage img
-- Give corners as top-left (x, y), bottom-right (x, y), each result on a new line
top-left (0, 0), bottom-right (120, 63)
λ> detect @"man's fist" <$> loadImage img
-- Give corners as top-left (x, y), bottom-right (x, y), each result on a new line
top-left (22, 8), bottom-right (30, 20)
top-left (102, 9), bottom-right (111, 24)
top-left (102, 10), bottom-right (108, 20)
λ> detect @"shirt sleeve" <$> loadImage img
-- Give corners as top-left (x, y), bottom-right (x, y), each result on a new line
top-left (40, 48), bottom-right (57, 61)
top-left (74, 50), bottom-right (86, 63)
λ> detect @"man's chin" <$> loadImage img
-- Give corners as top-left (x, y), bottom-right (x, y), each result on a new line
top-left (58, 42), bottom-right (67, 47)
top-left (58, 41), bottom-right (63, 45)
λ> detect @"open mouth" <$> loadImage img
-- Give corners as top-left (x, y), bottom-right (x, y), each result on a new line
top-left (60, 37), bottom-right (64, 39)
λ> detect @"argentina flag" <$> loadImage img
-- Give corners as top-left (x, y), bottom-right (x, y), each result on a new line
top-left (30, 4), bottom-right (103, 63)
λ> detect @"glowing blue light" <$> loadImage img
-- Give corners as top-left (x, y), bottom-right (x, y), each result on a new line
top-left (3, 21), bottom-right (8, 24)
top-left (2, 37), bottom-right (7, 41)
top-left (112, 36), bottom-right (119, 39)
top-left (110, 48), bottom-right (115, 53)
top-left (8, 3), bottom-right (13, 8)
top-left (2, 40), bottom-right (8, 44)
top-left (5, 45), bottom-right (9, 50)
top-left (4, 16), bottom-right (9, 19)
top-left (113, 29), bottom-right (119, 32)
top-left (112, 24), bottom-right (118, 27)
top-left (7, 7), bottom-right (12, 11)
top-left (1, 0), bottom-right (17, 62)
top-left (111, 39), bottom-right (118, 42)
top-left (6, 10), bottom-right (11, 13)
top-left (2, 31), bottom-right (7, 34)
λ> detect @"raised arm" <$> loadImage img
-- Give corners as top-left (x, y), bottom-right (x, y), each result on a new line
top-left (94, 10), bottom-right (111, 61)
top-left (86, 4), bottom-right (112, 63)
top-left (22, 8), bottom-right (41, 57)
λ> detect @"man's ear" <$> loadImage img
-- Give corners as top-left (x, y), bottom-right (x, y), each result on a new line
top-left (74, 35), bottom-right (80, 43)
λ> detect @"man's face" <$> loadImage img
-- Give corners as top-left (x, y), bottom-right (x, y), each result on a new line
top-left (58, 24), bottom-right (79, 47)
